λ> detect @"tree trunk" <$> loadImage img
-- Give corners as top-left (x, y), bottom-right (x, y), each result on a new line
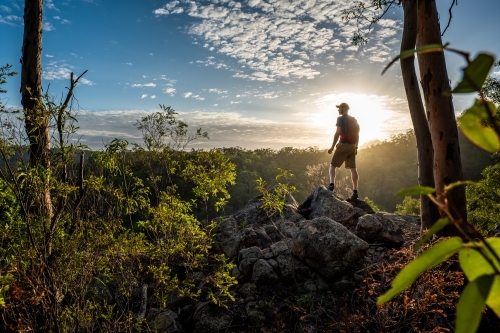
top-left (21, 0), bottom-right (52, 219)
top-left (400, 0), bottom-right (440, 231)
top-left (416, 0), bottom-right (467, 234)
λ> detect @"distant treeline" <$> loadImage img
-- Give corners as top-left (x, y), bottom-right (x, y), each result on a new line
top-left (221, 129), bottom-right (495, 215)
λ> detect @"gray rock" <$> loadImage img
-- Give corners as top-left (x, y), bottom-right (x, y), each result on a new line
top-left (238, 246), bottom-right (262, 276)
top-left (214, 216), bottom-right (241, 258)
top-left (304, 186), bottom-right (356, 225)
top-left (252, 259), bottom-right (278, 284)
top-left (146, 308), bottom-right (182, 332)
top-left (291, 217), bottom-right (369, 278)
top-left (270, 240), bottom-right (291, 257)
top-left (356, 213), bottom-right (405, 244)
top-left (238, 282), bottom-right (257, 297)
top-left (267, 258), bottom-right (279, 270)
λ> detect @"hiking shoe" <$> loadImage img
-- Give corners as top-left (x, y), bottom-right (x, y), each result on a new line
top-left (351, 191), bottom-right (359, 200)
top-left (327, 183), bottom-right (334, 191)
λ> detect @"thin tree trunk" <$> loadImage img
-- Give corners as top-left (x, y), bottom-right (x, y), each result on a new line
top-left (21, 0), bottom-right (52, 219)
top-left (400, 0), bottom-right (440, 231)
top-left (416, 0), bottom-right (467, 235)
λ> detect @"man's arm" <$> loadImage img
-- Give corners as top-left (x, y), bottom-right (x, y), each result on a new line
top-left (327, 126), bottom-right (342, 154)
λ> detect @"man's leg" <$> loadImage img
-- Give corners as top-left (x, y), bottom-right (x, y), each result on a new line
top-left (350, 168), bottom-right (358, 190)
top-left (329, 164), bottom-right (337, 185)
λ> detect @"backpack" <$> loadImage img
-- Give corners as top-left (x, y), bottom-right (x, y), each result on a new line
top-left (340, 115), bottom-right (360, 144)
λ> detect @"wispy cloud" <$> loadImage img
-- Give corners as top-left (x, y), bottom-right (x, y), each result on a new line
top-left (43, 22), bottom-right (55, 31)
top-left (43, 61), bottom-right (94, 85)
top-left (125, 62), bottom-right (133, 66)
top-left (53, 16), bottom-right (71, 24)
top-left (141, 94), bottom-right (148, 99)
top-left (131, 83), bottom-right (156, 88)
top-left (183, 92), bottom-right (205, 100)
top-left (164, 87), bottom-right (176, 96)
top-left (0, 15), bottom-right (22, 26)
top-left (150, 95), bottom-right (156, 99)
top-left (0, 5), bottom-right (11, 13)
top-left (45, 0), bottom-right (58, 11)
top-left (45, 54), bottom-right (54, 58)
top-left (153, 0), bottom-right (402, 82)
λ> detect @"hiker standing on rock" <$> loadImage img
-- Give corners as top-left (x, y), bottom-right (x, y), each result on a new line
top-left (327, 102), bottom-right (360, 200)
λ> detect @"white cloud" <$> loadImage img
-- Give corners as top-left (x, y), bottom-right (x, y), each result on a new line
top-left (43, 22), bottom-right (55, 31)
top-left (131, 83), bottom-right (156, 88)
top-left (152, 0), bottom-right (402, 83)
top-left (164, 87), bottom-right (176, 96)
top-left (149, 53), bottom-right (154, 55)
top-left (45, 0), bottom-right (58, 11)
top-left (0, 15), bottom-right (22, 26)
top-left (153, 8), bottom-right (169, 15)
top-left (45, 54), bottom-right (54, 58)
top-left (494, 71), bottom-right (500, 76)
top-left (208, 88), bottom-right (228, 94)
top-left (183, 92), bottom-right (205, 100)
top-left (125, 62), bottom-right (133, 66)
top-left (141, 94), bottom-right (148, 99)
top-left (150, 95), bottom-right (156, 99)
top-left (0, 5), bottom-right (11, 13)
top-left (43, 62), bottom-right (95, 85)
top-left (73, 109), bottom-right (333, 150)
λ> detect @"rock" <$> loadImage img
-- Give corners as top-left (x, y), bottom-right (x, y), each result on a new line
top-left (355, 213), bottom-right (405, 245)
top-left (277, 219), bottom-right (301, 238)
top-left (234, 196), bottom-right (272, 226)
top-left (270, 240), bottom-right (291, 257)
top-left (240, 227), bottom-right (259, 248)
top-left (238, 283), bottom-right (257, 297)
top-left (146, 308), bottom-right (182, 332)
top-left (303, 280), bottom-right (317, 292)
top-left (332, 280), bottom-right (352, 294)
top-left (291, 217), bottom-right (369, 278)
top-left (231, 266), bottom-right (245, 281)
top-left (299, 186), bottom-right (356, 225)
top-left (254, 227), bottom-right (273, 248)
top-left (347, 198), bottom-right (376, 214)
top-left (252, 259), bottom-right (278, 284)
top-left (267, 258), bottom-right (279, 270)
top-left (238, 246), bottom-right (262, 276)
top-left (193, 304), bottom-right (233, 333)
top-left (214, 216), bottom-right (241, 259)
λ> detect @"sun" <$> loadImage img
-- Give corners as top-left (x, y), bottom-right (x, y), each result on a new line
top-left (311, 93), bottom-right (394, 145)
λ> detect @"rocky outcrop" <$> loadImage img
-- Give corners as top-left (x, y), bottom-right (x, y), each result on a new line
top-left (356, 213), bottom-right (405, 245)
top-left (292, 217), bottom-right (369, 278)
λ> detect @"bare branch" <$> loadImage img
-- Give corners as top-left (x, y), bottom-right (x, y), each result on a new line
top-left (441, 0), bottom-right (458, 36)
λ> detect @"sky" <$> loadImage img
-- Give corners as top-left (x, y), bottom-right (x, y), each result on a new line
top-left (1, 0), bottom-right (500, 150)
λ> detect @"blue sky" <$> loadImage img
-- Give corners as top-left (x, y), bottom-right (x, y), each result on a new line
top-left (1, 0), bottom-right (499, 150)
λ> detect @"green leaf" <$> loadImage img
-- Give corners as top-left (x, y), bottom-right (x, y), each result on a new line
top-left (444, 180), bottom-right (477, 193)
top-left (413, 218), bottom-right (449, 252)
top-left (460, 238), bottom-right (500, 281)
top-left (456, 274), bottom-right (494, 333)
top-left (382, 44), bottom-right (445, 75)
top-left (487, 276), bottom-right (500, 318)
top-left (395, 186), bottom-right (435, 197)
top-left (458, 99), bottom-right (500, 152)
top-left (377, 237), bottom-right (463, 305)
top-left (453, 53), bottom-right (496, 93)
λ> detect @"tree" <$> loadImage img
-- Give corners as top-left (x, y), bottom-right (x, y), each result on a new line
top-left (343, 0), bottom-right (467, 234)
top-left (21, 0), bottom-right (52, 218)
top-left (416, 0), bottom-right (467, 235)
top-left (399, 0), bottom-right (440, 229)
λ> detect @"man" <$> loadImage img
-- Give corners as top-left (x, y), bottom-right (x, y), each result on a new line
top-left (327, 102), bottom-right (359, 200)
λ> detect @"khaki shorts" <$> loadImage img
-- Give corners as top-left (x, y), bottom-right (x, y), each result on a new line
top-left (331, 143), bottom-right (356, 168)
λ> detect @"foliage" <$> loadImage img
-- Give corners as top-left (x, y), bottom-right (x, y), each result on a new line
top-left (256, 168), bottom-right (296, 218)
top-left (0, 83), bottom-right (236, 331)
top-left (466, 164), bottom-right (500, 234)
top-left (363, 196), bottom-right (381, 212)
top-left (378, 50), bottom-right (500, 333)
top-left (395, 196), bottom-right (420, 215)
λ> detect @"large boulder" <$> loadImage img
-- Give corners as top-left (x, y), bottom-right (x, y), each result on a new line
top-left (299, 186), bottom-right (356, 225)
top-left (291, 217), bottom-right (369, 278)
top-left (252, 259), bottom-right (278, 284)
top-left (355, 213), bottom-right (405, 245)
top-left (214, 216), bottom-right (241, 259)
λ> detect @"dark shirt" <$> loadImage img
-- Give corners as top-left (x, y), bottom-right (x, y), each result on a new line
top-left (336, 115), bottom-right (349, 143)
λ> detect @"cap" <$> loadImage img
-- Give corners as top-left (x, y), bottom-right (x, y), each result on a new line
top-left (336, 102), bottom-right (350, 110)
